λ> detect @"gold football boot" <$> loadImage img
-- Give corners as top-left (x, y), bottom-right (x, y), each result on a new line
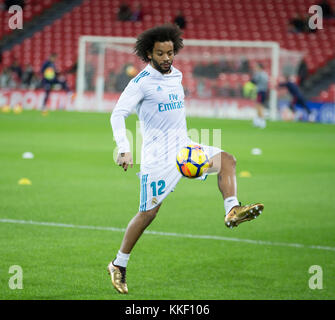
top-left (225, 203), bottom-right (264, 228)
top-left (107, 261), bottom-right (128, 294)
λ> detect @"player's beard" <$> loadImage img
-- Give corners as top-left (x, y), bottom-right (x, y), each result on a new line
top-left (151, 57), bottom-right (172, 74)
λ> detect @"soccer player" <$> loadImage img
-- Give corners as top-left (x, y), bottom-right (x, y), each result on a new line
top-left (40, 53), bottom-right (69, 114)
top-left (108, 24), bottom-right (264, 294)
top-left (278, 76), bottom-right (312, 120)
top-left (251, 63), bottom-right (269, 129)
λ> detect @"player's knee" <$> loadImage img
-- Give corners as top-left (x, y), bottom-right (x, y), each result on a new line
top-left (141, 204), bottom-right (161, 222)
top-left (221, 152), bottom-right (236, 169)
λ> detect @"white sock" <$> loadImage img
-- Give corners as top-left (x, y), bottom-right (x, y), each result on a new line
top-left (114, 250), bottom-right (130, 268)
top-left (224, 196), bottom-right (239, 216)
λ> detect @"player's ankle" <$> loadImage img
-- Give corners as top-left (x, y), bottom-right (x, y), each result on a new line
top-left (113, 250), bottom-right (130, 268)
top-left (224, 196), bottom-right (239, 215)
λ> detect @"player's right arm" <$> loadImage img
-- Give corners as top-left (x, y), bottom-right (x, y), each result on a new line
top-left (110, 80), bottom-right (144, 171)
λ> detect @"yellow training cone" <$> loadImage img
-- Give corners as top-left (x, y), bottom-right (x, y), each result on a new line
top-left (13, 104), bottom-right (23, 114)
top-left (1, 105), bottom-right (11, 113)
top-left (18, 178), bottom-right (32, 185)
top-left (239, 171), bottom-right (252, 178)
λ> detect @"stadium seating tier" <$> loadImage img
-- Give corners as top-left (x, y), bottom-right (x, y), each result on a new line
top-left (1, 0), bottom-right (334, 98)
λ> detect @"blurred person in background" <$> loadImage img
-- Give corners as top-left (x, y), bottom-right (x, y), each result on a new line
top-left (117, 2), bottom-right (132, 21)
top-left (21, 64), bottom-right (34, 88)
top-left (174, 10), bottom-right (187, 29)
top-left (288, 13), bottom-right (308, 33)
top-left (278, 76), bottom-right (313, 121)
top-left (40, 53), bottom-right (69, 114)
top-left (251, 62), bottom-right (269, 129)
top-left (318, 0), bottom-right (335, 19)
top-left (297, 58), bottom-right (308, 88)
top-left (0, 67), bottom-right (16, 88)
top-left (243, 77), bottom-right (257, 101)
top-left (115, 63), bottom-right (137, 92)
top-left (9, 59), bottom-right (22, 83)
top-left (131, 3), bottom-right (143, 21)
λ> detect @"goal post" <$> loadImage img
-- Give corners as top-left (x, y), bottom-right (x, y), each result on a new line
top-left (76, 36), bottom-right (303, 120)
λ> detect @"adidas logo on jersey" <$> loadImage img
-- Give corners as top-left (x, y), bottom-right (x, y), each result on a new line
top-left (133, 71), bottom-right (150, 83)
top-left (156, 86), bottom-right (163, 92)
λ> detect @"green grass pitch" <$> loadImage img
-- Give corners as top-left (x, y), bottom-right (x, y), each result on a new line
top-left (0, 109), bottom-right (334, 300)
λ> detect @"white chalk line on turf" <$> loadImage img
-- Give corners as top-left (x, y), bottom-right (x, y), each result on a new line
top-left (1, 218), bottom-right (334, 252)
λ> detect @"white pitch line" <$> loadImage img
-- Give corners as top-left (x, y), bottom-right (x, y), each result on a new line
top-left (0, 218), bottom-right (334, 252)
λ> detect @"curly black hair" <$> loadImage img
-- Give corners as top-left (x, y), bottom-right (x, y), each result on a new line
top-left (134, 24), bottom-right (184, 62)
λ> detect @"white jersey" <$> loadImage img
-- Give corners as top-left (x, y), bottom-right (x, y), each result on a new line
top-left (111, 63), bottom-right (223, 211)
top-left (111, 64), bottom-right (189, 172)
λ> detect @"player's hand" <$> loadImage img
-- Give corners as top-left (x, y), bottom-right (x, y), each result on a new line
top-left (117, 152), bottom-right (133, 171)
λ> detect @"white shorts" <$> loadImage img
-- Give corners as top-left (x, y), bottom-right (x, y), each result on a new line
top-left (138, 143), bottom-right (223, 212)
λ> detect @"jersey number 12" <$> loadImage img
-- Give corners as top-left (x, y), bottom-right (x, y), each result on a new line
top-left (150, 180), bottom-right (166, 196)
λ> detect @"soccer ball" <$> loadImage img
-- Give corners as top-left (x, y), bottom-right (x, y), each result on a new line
top-left (176, 145), bottom-right (209, 178)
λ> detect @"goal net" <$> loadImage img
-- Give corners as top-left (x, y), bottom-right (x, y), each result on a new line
top-left (75, 36), bottom-right (303, 120)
